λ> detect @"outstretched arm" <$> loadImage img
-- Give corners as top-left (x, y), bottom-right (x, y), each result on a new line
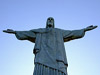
top-left (62, 25), bottom-right (98, 42)
top-left (3, 29), bottom-right (36, 43)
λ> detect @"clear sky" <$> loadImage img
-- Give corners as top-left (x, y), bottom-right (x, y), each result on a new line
top-left (0, 0), bottom-right (100, 75)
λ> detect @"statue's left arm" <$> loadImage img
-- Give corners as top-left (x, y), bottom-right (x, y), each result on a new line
top-left (62, 25), bottom-right (97, 42)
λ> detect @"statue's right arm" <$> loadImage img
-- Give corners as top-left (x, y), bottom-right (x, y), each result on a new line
top-left (3, 29), bottom-right (16, 34)
top-left (3, 29), bottom-right (36, 43)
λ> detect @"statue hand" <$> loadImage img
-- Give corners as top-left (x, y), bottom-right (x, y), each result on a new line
top-left (3, 29), bottom-right (16, 34)
top-left (84, 25), bottom-right (98, 32)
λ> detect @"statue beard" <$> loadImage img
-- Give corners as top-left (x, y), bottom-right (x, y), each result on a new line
top-left (47, 22), bottom-right (54, 28)
top-left (47, 24), bottom-right (53, 28)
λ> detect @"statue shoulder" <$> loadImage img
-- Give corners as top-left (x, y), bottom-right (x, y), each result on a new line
top-left (30, 28), bottom-right (45, 31)
top-left (55, 28), bottom-right (62, 31)
top-left (30, 28), bottom-right (46, 33)
top-left (55, 28), bottom-right (66, 32)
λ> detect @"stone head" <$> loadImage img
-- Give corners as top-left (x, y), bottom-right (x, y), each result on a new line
top-left (46, 17), bottom-right (55, 28)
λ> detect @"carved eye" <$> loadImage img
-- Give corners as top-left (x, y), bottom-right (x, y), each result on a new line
top-left (48, 17), bottom-right (54, 21)
top-left (51, 18), bottom-right (54, 20)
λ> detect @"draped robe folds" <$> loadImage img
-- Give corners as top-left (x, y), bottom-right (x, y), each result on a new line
top-left (15, 28), bottom-right (85, 74)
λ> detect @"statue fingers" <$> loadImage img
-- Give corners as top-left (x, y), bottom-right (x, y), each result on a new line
top-left (3, 30), bottom-right (8, 33)
top-left (92, 26), bottom-right (98, 29)
top-left (89, 25), bottom-right (93, 27)
top-left (7, 29), bottom-right (14, 31)
top-left (87, 25), bottom-right (93, 28)
top-left (88, 25), bottom-right (98, 31)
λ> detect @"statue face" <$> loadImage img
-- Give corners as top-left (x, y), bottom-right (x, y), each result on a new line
top-left (46, 17), bottom-right (54, 28)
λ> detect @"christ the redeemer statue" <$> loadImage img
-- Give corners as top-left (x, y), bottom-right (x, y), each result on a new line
top-left (3, 17), bottom-right (97, 75)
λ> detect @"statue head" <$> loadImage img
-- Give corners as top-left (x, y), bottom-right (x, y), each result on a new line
top-left (46, 17), bottom-right (55, 28)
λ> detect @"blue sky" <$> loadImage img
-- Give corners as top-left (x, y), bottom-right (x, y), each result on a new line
top-left (0, 0), bottom-right (100, 75)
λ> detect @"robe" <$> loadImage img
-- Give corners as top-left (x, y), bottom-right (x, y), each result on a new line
top-left (15, 28), bottom-right (85, 74)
